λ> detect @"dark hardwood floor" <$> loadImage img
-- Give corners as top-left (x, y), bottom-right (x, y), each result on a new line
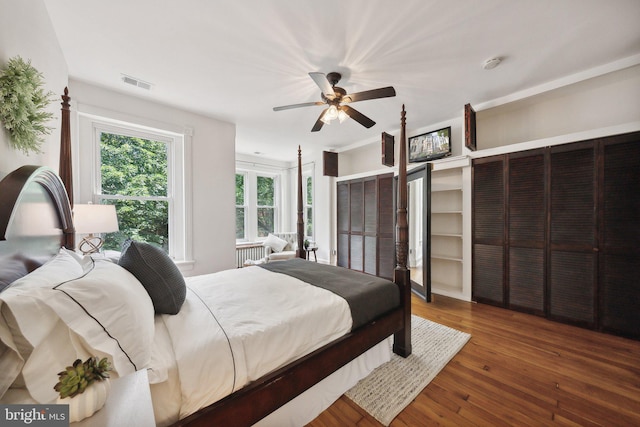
top-left (307, 294), bottom-right (640, 426)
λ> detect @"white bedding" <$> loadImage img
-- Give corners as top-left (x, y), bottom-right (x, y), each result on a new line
top-left (151, 265), bottom-right (353, 424)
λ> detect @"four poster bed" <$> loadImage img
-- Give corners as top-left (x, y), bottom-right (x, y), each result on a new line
top-left (0, 88), bottom-right (412, 426)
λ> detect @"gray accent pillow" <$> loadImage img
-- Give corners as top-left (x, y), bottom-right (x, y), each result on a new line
top-left (118, 239), bottom-right (186, 315)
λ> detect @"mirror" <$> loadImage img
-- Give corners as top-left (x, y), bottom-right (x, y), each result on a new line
top-left (406, 166), bottom-right (431, 301)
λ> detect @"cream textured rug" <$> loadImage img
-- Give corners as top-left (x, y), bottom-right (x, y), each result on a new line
top-left (345, 315), bottom-right (471, 426)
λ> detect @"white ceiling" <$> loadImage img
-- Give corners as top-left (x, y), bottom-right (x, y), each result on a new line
top-left (44, 0), bottom-right (640, 162)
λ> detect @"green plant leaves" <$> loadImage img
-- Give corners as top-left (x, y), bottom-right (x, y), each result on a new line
top-left (0, 56), bottom-right (55, 154)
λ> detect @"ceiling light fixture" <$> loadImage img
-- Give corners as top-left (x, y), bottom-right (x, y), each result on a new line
top-left (482, 57), bottom-right (502, 70)
top-left (337, 109), bottom-right (348, 123)
top-left (321, 105), bottom-right (339, 124)
top-left (321, 105), bottom-right (350, 125)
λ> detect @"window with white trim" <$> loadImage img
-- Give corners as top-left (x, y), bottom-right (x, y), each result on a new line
top-left (93, 122), bottom-right (186, 260)
top-left (235, 169), bottom-right (280, 243)
top-left (304, 174), bottom-right (314, 239)
top-left (235, 172), bottom-right (247, 240)
top-left (256, 175), bottom-right (276, 237)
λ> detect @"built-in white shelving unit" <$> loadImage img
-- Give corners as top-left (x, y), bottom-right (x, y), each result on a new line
top-left (430, 156), bottom-right (470, 300)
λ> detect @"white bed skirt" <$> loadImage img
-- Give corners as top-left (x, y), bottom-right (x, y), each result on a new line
top-left (253, 336), bottom-right (392, 427)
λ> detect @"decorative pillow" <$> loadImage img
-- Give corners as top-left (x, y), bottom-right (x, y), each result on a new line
top-left (263, 233), bottom-right (288, 253)
top-left (118, 239), bottom-right (186, 315)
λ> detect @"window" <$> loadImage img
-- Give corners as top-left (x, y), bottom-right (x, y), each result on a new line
top-left (93, 123), bottom-right (186, 260)
top-left (256, 175), bottom-right (275, 237)
top-left (305, 175), bottom-right (313, 239)
top-left (235, 169), bottom-right (280, 243)
top-left (235, 173), bottom-right (247, 240)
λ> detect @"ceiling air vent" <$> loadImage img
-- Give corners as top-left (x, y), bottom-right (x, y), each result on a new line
top-left (121, 74), bottom-right (153, 90)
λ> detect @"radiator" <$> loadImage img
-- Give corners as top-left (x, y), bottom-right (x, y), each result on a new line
top-left (235, 244), bottom-right (264, 268)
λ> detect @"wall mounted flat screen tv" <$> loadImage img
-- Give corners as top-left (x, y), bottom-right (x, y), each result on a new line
top-left (408, 126), bottom-right (451, 163)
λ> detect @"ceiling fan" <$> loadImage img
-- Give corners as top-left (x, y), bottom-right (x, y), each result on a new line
top-left (273, 72), bottom-right (396, 132)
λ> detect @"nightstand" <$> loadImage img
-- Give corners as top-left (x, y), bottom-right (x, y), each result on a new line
top-left (72, 369), bottom-right (155, 427)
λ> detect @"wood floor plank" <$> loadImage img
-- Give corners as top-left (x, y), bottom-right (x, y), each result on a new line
top-left (307, 294), bottom-right (640, 427)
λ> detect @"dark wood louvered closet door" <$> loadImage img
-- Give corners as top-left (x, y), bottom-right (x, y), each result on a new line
top-left (377, 175), bottom-right (395, 280)
top-left (472, 157), bottom-right (505, 306)
top-left (599, 135), bottom-right (640, 339)
top-left (336, 173), bottom-right (394, 279)
top-left (549, 141), bottom-right (597, 327)
top-left (363, 178), bottom-right (377, 275)
top-left (472, 131), bottom-right (640, 340)
top-left (508, 149), bottom-right (546, 315)
top-left (336, 182), bottom-right (350, 268)
top-left (349, 180), bottom-right (364, 271)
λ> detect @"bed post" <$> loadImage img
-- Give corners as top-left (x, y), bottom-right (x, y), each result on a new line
top-left (296, 145), bottom-right (305, 259)
top-left (58, 87), bottom-right (75, 250)
top-left (59, 87), bottom-right (72, 208)
top-left (393, 105), bottom-right (412, 357)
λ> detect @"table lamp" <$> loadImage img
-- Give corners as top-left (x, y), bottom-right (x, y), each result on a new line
top-left (73, 204), bottom-right (119, 254)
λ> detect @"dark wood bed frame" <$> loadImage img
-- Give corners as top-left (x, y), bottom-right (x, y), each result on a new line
top-left (0, 89), bottom-right (412, 426)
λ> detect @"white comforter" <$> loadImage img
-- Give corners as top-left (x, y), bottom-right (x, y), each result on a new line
top-left (150, 266), bottom-right (353, 422)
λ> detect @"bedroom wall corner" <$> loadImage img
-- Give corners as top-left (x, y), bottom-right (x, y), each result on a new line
top-left (0, 0), bottom-right (69, 177)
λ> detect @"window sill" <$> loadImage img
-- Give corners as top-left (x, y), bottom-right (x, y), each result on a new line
top-left (175, 259), bottom-right (195, 272)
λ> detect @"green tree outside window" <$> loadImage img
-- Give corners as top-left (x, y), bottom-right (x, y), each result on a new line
top-left (99, 132), bottom-right (169, 251)
top-left (235, 173), bottom-right (246, 239)
top-left (256, 175), bottom-right (274, 237)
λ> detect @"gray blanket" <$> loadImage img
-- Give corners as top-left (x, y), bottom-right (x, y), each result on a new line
top-left (259, 258), bottom-right (400, 330)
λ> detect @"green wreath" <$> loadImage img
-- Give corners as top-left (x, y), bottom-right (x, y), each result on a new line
top-left (0, 56), bottom-right (55, 155)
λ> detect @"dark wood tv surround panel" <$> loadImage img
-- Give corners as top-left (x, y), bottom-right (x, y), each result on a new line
top-left (472, 131), bottom-right (640, 340)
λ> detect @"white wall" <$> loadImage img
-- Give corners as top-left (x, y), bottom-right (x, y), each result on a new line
top-left (0, 0), bottom-right (68, 176)
top-left (337, 62), bottom-right (640, 173)
top-left (70, 80), bottom-right (237, 276)
top-left (306, 152), bottom-right (333, 264)
top-left (338, 117), bottom-right (464, 177)
top-left (280, 150), bottom-right (333, 264)
top-left (476, 64), bottom-right (640, 150)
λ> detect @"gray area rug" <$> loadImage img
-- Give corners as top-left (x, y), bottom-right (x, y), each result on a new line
top-left (345, 315), bottom-right (471, 426)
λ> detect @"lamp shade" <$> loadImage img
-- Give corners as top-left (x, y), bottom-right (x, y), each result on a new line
top-left (73, 204), bottom-right (119, 234)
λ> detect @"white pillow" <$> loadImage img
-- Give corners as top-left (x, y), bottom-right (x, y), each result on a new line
top-left (263, 234), bottom-right (288, 253)
top-left (42, 260), bottom-right (155, 378)
top-left (0, 255), bottom-right (155, 404)
top-left (0, 248), bottom-right (87, 400)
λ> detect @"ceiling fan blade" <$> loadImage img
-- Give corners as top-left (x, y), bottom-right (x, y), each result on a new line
top-left (341, 105), bottom-right (376, 128)
top-left (311, 108), bottom-right (328, 132)
top-left (309, 72), bottom-right (335, 98)
top-left (273, 101), bottom-right (324, 111)
top-left (342, 86), bottom-right (396, 104)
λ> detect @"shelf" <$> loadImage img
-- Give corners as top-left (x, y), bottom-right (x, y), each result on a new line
top-left (431, 233), bottom-right (462, 238)
top-left (431, 254), bottom-right (463, 262)
top-left (432, 210), bottom-right (462, 214)
top-left (431, 185), bottom-right (462, 192)
top-left (430, 165), bottom-right (465, 299)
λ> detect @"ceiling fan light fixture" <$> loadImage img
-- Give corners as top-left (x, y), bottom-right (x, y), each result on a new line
top-left (322, 105), bottom-right (339, 124)
top-left (337, 109), bottom-right (348, 123)
top-left (274, 71), bottom-right (397, 132)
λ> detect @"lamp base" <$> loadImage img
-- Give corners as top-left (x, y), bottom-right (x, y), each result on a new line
top-left (79, 234), bottom-right (104, 255)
